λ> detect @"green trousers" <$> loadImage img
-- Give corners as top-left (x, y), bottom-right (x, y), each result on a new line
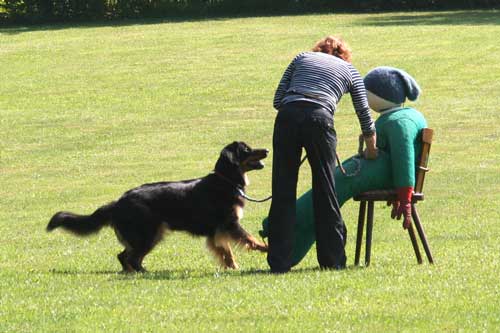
top-left (261, 151), bottom-right (393, 266)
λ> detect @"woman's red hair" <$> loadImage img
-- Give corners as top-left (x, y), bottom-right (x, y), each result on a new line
top-left (312, 36), bottom-right (352, 63)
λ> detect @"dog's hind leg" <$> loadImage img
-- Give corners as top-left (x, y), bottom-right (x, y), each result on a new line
top-left (113, 215), bottom-right (164, 273)
top-left (117, 250), bottom-right (134, 273)
top-left (116, 243), bottom-right (152, 273)
top-left (126, 250), bottom-right (148, 273)
top-left (114, 228), bottom-right (135, 273)
top-left (126, 223), bottom-right (168, 272)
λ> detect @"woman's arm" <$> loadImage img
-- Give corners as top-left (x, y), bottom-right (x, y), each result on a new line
top-left (272, 54), bottom-right (299, 110)
top-left (349, 65), bottom-right (377, 158)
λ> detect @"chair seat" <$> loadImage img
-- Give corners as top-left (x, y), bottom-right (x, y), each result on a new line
top-left (353, 190), bottom-right (424, 202)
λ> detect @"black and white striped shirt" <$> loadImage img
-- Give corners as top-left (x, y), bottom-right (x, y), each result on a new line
top-left (273, 51), bottom-right (375, 135)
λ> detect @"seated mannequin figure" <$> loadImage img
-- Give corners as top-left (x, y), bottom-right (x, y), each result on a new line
top-left (261, 66), bottom-right (428, 267)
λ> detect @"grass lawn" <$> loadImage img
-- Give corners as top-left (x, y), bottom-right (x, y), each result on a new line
top-left (1, 10), bottom-right (500, 332)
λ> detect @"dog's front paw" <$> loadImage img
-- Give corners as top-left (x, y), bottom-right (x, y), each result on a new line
top-left (247, 241), bottom-right (268, 253)
top-left (255, 242), bottom-right (268, 253)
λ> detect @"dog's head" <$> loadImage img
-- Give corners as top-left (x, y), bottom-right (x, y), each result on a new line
top-left (215, 142), bottom-right (268, 186)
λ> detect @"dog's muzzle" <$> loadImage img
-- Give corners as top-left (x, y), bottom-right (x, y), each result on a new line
top-left (247, 149), bottom-right (269, 170)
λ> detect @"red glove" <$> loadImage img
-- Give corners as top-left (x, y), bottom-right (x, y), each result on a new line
top-left (388, 187), bottom-right (413, 229)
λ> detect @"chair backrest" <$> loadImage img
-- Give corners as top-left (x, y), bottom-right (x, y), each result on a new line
top-left (414, 128), bottom-right (433, 194)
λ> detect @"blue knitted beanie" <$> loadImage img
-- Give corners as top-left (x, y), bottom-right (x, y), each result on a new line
top-left (364, 66), bottom-right (421, 105)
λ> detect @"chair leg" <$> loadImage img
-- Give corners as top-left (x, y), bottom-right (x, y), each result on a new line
top-left (407, 218), bottom-right (423, 264)
top-left (355, 201), bottom-right (366, 266)
top-left (412, 204), bottom-right (434, 264)
top-left (365, 201), bottom-right (374, 267)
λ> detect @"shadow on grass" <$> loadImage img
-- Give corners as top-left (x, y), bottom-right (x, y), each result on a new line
top-left (1, 11), bottom-right (318, 35)
top-left (48, 265), bottom-right (362, 280)
top-left (0, 15), bottom-right (232, 35)
top-left (1, 9), bottom-right (498, 35)
top-left (357, 10), bottom-right (500, 26)
top-left (116, 265), bottom-right (362, 281)
top-left (49, 268), bottom-right (121, 275)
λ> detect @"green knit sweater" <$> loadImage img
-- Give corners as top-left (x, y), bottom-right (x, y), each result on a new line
top-left (375, 107), bottom-right (427, 188)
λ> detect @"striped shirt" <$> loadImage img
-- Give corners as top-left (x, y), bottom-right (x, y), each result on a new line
top-left (273, 51), bottom-right (375, 135)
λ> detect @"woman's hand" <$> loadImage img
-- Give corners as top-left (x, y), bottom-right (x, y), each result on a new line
top-left (363, 133), bottom-right (378, 160)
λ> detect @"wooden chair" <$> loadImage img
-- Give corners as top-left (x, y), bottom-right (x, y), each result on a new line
top-left (353, 128), bottom-right (435, 266)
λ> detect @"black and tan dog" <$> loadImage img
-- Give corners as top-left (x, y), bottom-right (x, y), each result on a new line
top-left (47, 142), bottom-right (269, 272)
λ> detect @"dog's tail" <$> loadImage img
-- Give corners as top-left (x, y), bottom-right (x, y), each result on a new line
top-left (47, 201), bottom-right (116, 236)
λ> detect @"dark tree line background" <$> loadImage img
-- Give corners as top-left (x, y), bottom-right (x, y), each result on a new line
top-left (1, 0), bottom-right (499, 23)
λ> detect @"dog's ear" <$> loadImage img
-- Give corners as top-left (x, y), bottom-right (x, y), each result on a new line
top-left (231, 141), bottom-right (245, 155)
top-left (234, 141), bottom-right (252, 157)
top-left (222, 149), bottom-right (237, 165)
top-left (215, 144), bottom-right (239, 172)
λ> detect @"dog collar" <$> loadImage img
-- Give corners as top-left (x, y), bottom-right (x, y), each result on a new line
top-left (212, 171), bottom-right (272, 203)
top-left (212, 171), bottom-right (245, 190)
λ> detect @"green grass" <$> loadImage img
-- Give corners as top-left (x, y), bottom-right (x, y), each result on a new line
top-left (1, 10), bottom-right (500, 332)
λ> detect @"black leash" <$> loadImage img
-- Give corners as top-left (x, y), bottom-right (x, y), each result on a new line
top-left (237, 155), bottom-right (307, 203)
top-left (242, 150), bottom-right (357, 203)
top-left (336, 135), bottom-right (365, 177)
top-left (236, 188), bottom-right (273, 203)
